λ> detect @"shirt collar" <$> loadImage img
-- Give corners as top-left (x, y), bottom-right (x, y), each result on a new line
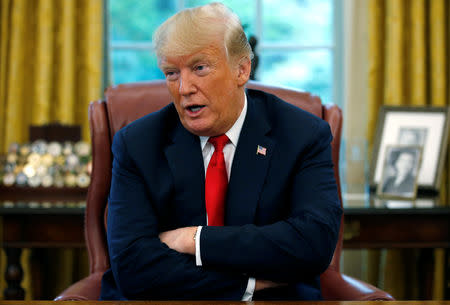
top-left (200, 94), bottom-right (248, 149)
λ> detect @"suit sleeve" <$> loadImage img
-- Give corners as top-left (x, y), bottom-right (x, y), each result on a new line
top-left (107, 129), bottom-right (248, 300)
top-left (200, 120), bottom-right (343, 283)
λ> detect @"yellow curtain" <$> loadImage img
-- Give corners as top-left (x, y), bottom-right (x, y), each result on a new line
top-left (0, 0), bottom-right (103, 300)
top-left (368, 0), bottom-right (448, 300)
top-left (0, 0), bottom-right (103, 151)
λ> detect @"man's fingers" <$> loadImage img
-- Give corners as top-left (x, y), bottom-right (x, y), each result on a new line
top-left (159, 227), bottom-right (197, 255)
top-left (159, 229), bottom-right (179, 247)
top-left (158, 230), bottom-right (170, 242)
top-left (255, 279), bottom-right (286, 291)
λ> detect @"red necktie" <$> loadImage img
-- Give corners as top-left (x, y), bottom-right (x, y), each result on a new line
top-left (205, 134), bottom-right (229, 226)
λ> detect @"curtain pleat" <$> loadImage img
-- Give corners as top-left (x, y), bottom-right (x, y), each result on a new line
top-left (367, 0), bottom-right (385, 147)
top-left (0, 0), bottom-right (11, 152)
top-left (4, 0), bottom-right (28, 149)
top-left (409, 0), bottom-right (426, 106)
top-left (430, 0), bottom-right (447, 107)
top-left (56, 0), bottom-right (76, 123)
top-left (383, 0), bottom-right (405, 106)
top-left (34, 0), bottom-right (54, 124)
top-left (84, 0), bottom-right (103, 141)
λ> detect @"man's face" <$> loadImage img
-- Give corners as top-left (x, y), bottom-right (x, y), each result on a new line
top-left (159, 45), bottom-right (249, 137)
top-left (399, 131), bottom-right (419, 145)
top-left (395, 153), bottom-right (414, 175)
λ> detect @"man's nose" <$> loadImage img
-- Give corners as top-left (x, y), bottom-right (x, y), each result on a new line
top-left (178, 71), bottom-right (196, 96)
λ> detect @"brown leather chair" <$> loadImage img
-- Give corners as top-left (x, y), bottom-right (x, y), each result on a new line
top-left (55, 80), bottom-right (394, 301)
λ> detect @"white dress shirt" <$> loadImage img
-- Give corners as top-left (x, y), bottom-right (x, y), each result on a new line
top-left (194, 94), bottom-right (255, 301)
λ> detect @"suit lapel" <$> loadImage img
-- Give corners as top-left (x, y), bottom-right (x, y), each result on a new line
top-left (225, 93), bottom-right (274, 225)
top-left (164, 121), bottom-right (207, 226)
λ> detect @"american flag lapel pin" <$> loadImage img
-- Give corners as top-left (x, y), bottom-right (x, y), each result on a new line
top-left (256, 145), bottom-right (267, 156)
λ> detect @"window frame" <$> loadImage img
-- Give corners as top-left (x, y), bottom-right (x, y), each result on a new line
top-left (107, 0), bottom-right (344, 108)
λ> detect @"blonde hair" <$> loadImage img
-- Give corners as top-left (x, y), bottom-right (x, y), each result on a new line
top-left (153, 2), bottom-right (253, 65)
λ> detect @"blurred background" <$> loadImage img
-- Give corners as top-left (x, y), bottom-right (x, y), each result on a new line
top-left (0, 0), bottom-right (449, 301)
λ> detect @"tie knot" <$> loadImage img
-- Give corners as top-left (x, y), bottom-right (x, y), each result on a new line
top-left (208, 134), bottom-right (229, 151)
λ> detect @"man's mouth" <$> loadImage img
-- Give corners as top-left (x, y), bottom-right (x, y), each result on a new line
top-left (187, 105), bottom-right (205, 113)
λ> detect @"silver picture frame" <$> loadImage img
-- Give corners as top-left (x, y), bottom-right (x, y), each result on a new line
top-left (376, 145), bottom-right (422, 200)
top-left (370, 106), bottom-right (450, 191)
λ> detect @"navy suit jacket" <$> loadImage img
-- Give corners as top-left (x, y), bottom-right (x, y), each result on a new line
top-left (100, 89), bottom-right (342, 300)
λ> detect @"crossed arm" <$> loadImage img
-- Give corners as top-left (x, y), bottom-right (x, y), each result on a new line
top-left (158, 226), bottom-right (197, 256)
top-left (107, 122), bottom-right (342, 299)
top-left (159, 227), bottom-right (281, 291)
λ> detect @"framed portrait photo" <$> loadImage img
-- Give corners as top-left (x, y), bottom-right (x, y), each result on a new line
top-left (370, 106), bottom-right (450, 191)
top-left (376, 145), bottom-right (422, 200)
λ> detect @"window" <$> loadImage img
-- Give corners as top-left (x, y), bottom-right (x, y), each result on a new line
top-left (109, 0), bottom-right (342, 106)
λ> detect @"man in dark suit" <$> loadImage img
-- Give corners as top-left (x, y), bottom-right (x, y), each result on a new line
top-left (100, 2), bottom-right (342, 301)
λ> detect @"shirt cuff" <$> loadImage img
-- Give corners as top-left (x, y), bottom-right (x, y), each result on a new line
top-left (242, 277), bottom-right (255, 301)
top-left (195, 226), bottom-right (203, 266)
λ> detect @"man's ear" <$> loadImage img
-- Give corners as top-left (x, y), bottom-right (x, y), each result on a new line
top-left (236, 57), bottom-right (251, 86)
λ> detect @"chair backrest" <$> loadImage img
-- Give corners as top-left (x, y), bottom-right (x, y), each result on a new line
top-left (85, 80), bottom-right (343, 276)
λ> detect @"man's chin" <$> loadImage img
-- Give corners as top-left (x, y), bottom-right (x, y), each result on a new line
top-left (182, 122), bottom-right (214, 137)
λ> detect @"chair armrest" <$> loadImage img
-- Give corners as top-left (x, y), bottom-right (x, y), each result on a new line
top-left (54, 272), bottom-right (103, 301)
top-left (320, 269), bottom-right (394, 301)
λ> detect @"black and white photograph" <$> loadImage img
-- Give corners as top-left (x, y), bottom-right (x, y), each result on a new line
top-left (397, 127), bottom-right (428, 146)
top-left (370, 106), bottom-right (450, 190)
top-left (377, 146), bottom-right (422, 199)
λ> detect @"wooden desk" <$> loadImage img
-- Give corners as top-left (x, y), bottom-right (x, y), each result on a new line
top-left (0, 186), bottom-right (86, 300)
top-left (344, 204), bottom-right (450, 300)
top-left (1, 199), bottom-right (450, 300)
top-left (343, 206), bottom-right (450, 248)
top-left (2, 301), bottom-right (450, 304)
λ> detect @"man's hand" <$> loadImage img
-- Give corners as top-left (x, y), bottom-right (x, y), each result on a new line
top-left (159, 226), bottom-right (198, 255)
top-left (255, 279), bottom-right (286, 291)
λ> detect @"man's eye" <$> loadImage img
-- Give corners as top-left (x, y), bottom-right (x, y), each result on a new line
top-left (194, 65), bottom-right (209, 75)
top-left (165, 71), bottom-right (179, 80)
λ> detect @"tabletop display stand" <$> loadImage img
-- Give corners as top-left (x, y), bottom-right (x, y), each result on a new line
top-left (0, 124), bottom-right (88, 300)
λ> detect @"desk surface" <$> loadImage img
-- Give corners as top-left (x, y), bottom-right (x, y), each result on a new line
top-left (2, 301), bottom-right (450, 305)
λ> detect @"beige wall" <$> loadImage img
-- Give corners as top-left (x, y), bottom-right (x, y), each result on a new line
top-left (342, 0), bottom-right (370, 203)
top-left (344, 0), bottom-right (369, 141)
top-left (341, 0), bottom-right (369, 280)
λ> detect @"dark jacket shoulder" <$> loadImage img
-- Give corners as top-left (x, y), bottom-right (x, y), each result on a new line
top-left (247, 88), bottom-right (326, 126)
top-left (113, 103), bottom-right (178, 150)
top-left (246, 88), bottom-right (331, 147)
